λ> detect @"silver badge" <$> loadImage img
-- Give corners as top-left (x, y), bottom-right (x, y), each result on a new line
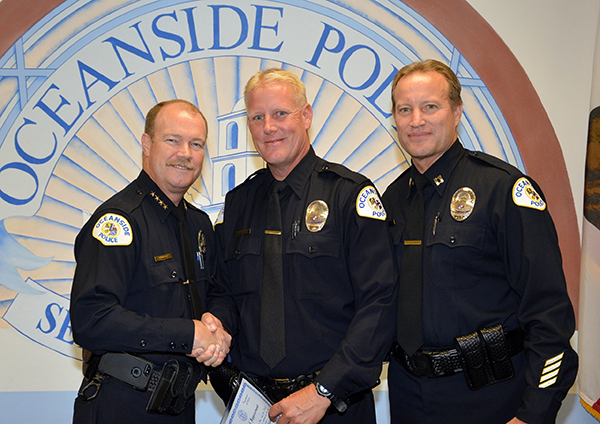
top-left (450, 187), bottom-right (476, 221)
top-left (305, 200), bottom-right (329, 232)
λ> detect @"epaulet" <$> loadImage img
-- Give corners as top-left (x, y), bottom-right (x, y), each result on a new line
top-left (316, 160), bottom-right (367, 185)
top-left (466, 150), bottom-right (521, 177)
top-left (229, 168), bottom-right (266, 194)
top-left (96, 181), bottom-right (145, 215)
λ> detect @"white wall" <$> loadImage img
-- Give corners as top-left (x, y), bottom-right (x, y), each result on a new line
top-left (466, 0), bottom-right (600, 236)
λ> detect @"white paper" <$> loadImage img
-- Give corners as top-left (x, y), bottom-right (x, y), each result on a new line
top-left (220, 376), bottom-right (276, 424)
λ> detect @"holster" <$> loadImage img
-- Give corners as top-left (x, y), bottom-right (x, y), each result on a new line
top-left (454, 324), bottom-right (515, 390)
top-left (147, 359), bottom-right (205, 415)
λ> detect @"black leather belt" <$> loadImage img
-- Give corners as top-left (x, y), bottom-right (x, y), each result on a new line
top-left (392, 328), bottom-right (525, 378)
top-left (254, 373), bottom-right (317, 402)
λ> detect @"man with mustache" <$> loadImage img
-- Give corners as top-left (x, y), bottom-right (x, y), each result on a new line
top-left (70, 100), bottom-right (231, 423)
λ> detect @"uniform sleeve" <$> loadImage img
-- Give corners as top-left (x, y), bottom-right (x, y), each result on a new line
top-left (315, 182), bottom-right (398, 399)
top-left (498, 177), bottom-right (578, 424)
top-left (70, 212), bottom-right (194, 356)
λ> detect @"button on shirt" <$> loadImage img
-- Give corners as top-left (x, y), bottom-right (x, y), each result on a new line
top-left (210, 147), bottom-right (397, 399)
top-left (70, 170), bottom-right (216, 367)
top-left (383, 141), bottom-right (577, 423)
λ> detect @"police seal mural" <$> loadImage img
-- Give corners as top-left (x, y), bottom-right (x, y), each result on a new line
top-left (0, 0), bottom-right (580, 422)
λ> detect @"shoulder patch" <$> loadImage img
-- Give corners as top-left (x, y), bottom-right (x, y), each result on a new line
top-left (356, 186), bottom-right (387, 220)
top-left (512, 177), bottom-right (546, 211)
top-left (92, 213), bottom-right (133, 246)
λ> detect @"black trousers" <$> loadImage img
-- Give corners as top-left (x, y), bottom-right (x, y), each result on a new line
top-left (388, 352), bottom-right (527, 424)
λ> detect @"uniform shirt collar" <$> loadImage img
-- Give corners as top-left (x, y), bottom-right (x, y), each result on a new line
top-left (267, 146), bottom-right (317, 198)
top-left (418, 139), bottom-right (465, 196)
top-left (137, 170), bottom-right (178, 222)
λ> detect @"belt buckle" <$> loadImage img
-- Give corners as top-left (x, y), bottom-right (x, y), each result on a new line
top-left (409, 352), bottom-right (435, 377)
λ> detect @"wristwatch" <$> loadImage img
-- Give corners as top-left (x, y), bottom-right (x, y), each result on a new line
top-left (315, 382), bottom-right (333, 398)
top-left (314, 382), bottom-right (347, 413)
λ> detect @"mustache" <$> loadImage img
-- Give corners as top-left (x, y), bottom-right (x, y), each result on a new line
top-left (167, 160), bottom-right (196, 170)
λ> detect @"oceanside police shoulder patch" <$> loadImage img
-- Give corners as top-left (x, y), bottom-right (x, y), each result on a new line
top-left (356, 186), bottom-right (386, 220)
top-left (92, 213), bottom-right (133, 246)
top-left (512, 177), bottom-right (546, 211)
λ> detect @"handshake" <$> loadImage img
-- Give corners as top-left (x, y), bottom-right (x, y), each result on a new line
top-left (188, 312), bottom-right (232, 367)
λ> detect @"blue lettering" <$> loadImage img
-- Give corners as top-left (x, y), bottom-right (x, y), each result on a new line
top-left (339, 44), bottom-right (381, 90)
top-left (0, 162), bottom-right (38, 205)
top-left (15, 118), bottom-right (57, 165)
top-left (181, 7), bottom-right (203, 53)
top-left (77, 60), bottom-right (119, 109)
top-left (209, 5), bottom-right (248, 50)
top-left (36, 303), bottom-right (60, 335)
top-left (56, 309), bottom-right (74, 344)
top-left (103, 21), bottom-right (155, 79)
top-left (249, 5), bottom-right (283, 52)
top-left (306, 22), bottom-right (345, 68)
top-left (34, 83), bottom-right (84, 135)
top-left (364, 65), bottom-right (398, 119)
top-left (152, 11), bottom-right (186, 60)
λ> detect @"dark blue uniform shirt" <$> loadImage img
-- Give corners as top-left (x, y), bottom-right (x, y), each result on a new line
top-left (209, 147), bottom-right (398, 403)
top-left (383, 141), bottom-right (577, 424)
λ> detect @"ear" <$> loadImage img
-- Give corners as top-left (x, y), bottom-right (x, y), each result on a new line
top-left (141, 133), bottom-right (152, 157)
top-left (301, 103), bottom-right (313, 130)
top-left (453, 104), bottom-right (464, 127)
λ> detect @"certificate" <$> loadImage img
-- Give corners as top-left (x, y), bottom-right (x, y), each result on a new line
top-left (220, 375), bottom-right (276, 424)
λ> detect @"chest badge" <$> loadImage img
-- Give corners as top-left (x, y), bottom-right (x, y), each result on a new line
top-left (306, 200), bottom-right (329, 232)
top-left (450, 187), bottom-right (476, 221)
top-left (197, 230), bottom-right (207, 269)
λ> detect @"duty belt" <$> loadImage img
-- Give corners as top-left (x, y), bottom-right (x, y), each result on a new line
top-left (78, 352), bottom-right (204, 415)
top-left (392, 325), bottom-right (525, 380)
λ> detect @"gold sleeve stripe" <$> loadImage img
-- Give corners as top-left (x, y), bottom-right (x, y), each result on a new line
top-left (539, 377), bottom-right (558, 388)
top-left (542, 361), bottom-right (562, 375)
top-left (544, 352), bottom-right (564, 366)
top-left (540, 369), bottom-right (560, 383)
top-left (538, 352), bottom-right (565, 388)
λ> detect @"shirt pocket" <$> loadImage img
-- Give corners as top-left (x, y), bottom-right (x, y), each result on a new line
top-left (225, 233), bottom-right (262, 295)
top-left (427, 222), bottom-right (487, 290)
top-left (389, 221), bottom-right (406, 247)
top-left (285, 233), bottom-right (339, 299)
top-left (147, 254), bottom-right (184, 288)
top-left (146, 255), bottom-right (188, 315)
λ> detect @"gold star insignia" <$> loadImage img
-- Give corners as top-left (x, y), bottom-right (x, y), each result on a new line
top-left (150, 191), bottom-right (168, 210)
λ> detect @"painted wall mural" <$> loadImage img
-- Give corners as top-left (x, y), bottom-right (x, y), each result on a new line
top-left (0, 0), bottom-right (580, 422)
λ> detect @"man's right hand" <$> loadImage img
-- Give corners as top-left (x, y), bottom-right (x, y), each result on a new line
top-left (189, 320), bottom-right (225, 366)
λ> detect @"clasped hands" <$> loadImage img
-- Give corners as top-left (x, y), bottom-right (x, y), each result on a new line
top-left (188, 312), bottom-right (231, 366)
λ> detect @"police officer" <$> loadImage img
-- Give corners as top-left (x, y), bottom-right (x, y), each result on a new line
top-left (208, 68), bottom-right (397, 424)
top-left (383, 59), bottom-right (577, 424)
top-left (70, 100), bottom-right (231, 423)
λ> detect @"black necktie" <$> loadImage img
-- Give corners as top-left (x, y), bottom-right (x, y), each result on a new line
top-left (173, 202), bottom-right (203, 320)
top-left (397, 172), bottom-right (429, 356)
top-left (260, 180), bottom-right (287, 369)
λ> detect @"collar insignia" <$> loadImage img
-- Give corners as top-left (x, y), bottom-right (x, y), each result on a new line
top-left (150, 191), bottom-right (168, 210)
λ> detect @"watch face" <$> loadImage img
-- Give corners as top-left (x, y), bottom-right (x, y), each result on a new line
top-left (316, 382), bottom-right (331, 397)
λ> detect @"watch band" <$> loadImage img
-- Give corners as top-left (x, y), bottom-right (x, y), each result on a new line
top-left (314, 382), bottom-right (348, 413)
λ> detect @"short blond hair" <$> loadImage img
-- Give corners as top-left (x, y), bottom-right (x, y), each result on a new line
top-left (244, 68), bottom-right (307, 109)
